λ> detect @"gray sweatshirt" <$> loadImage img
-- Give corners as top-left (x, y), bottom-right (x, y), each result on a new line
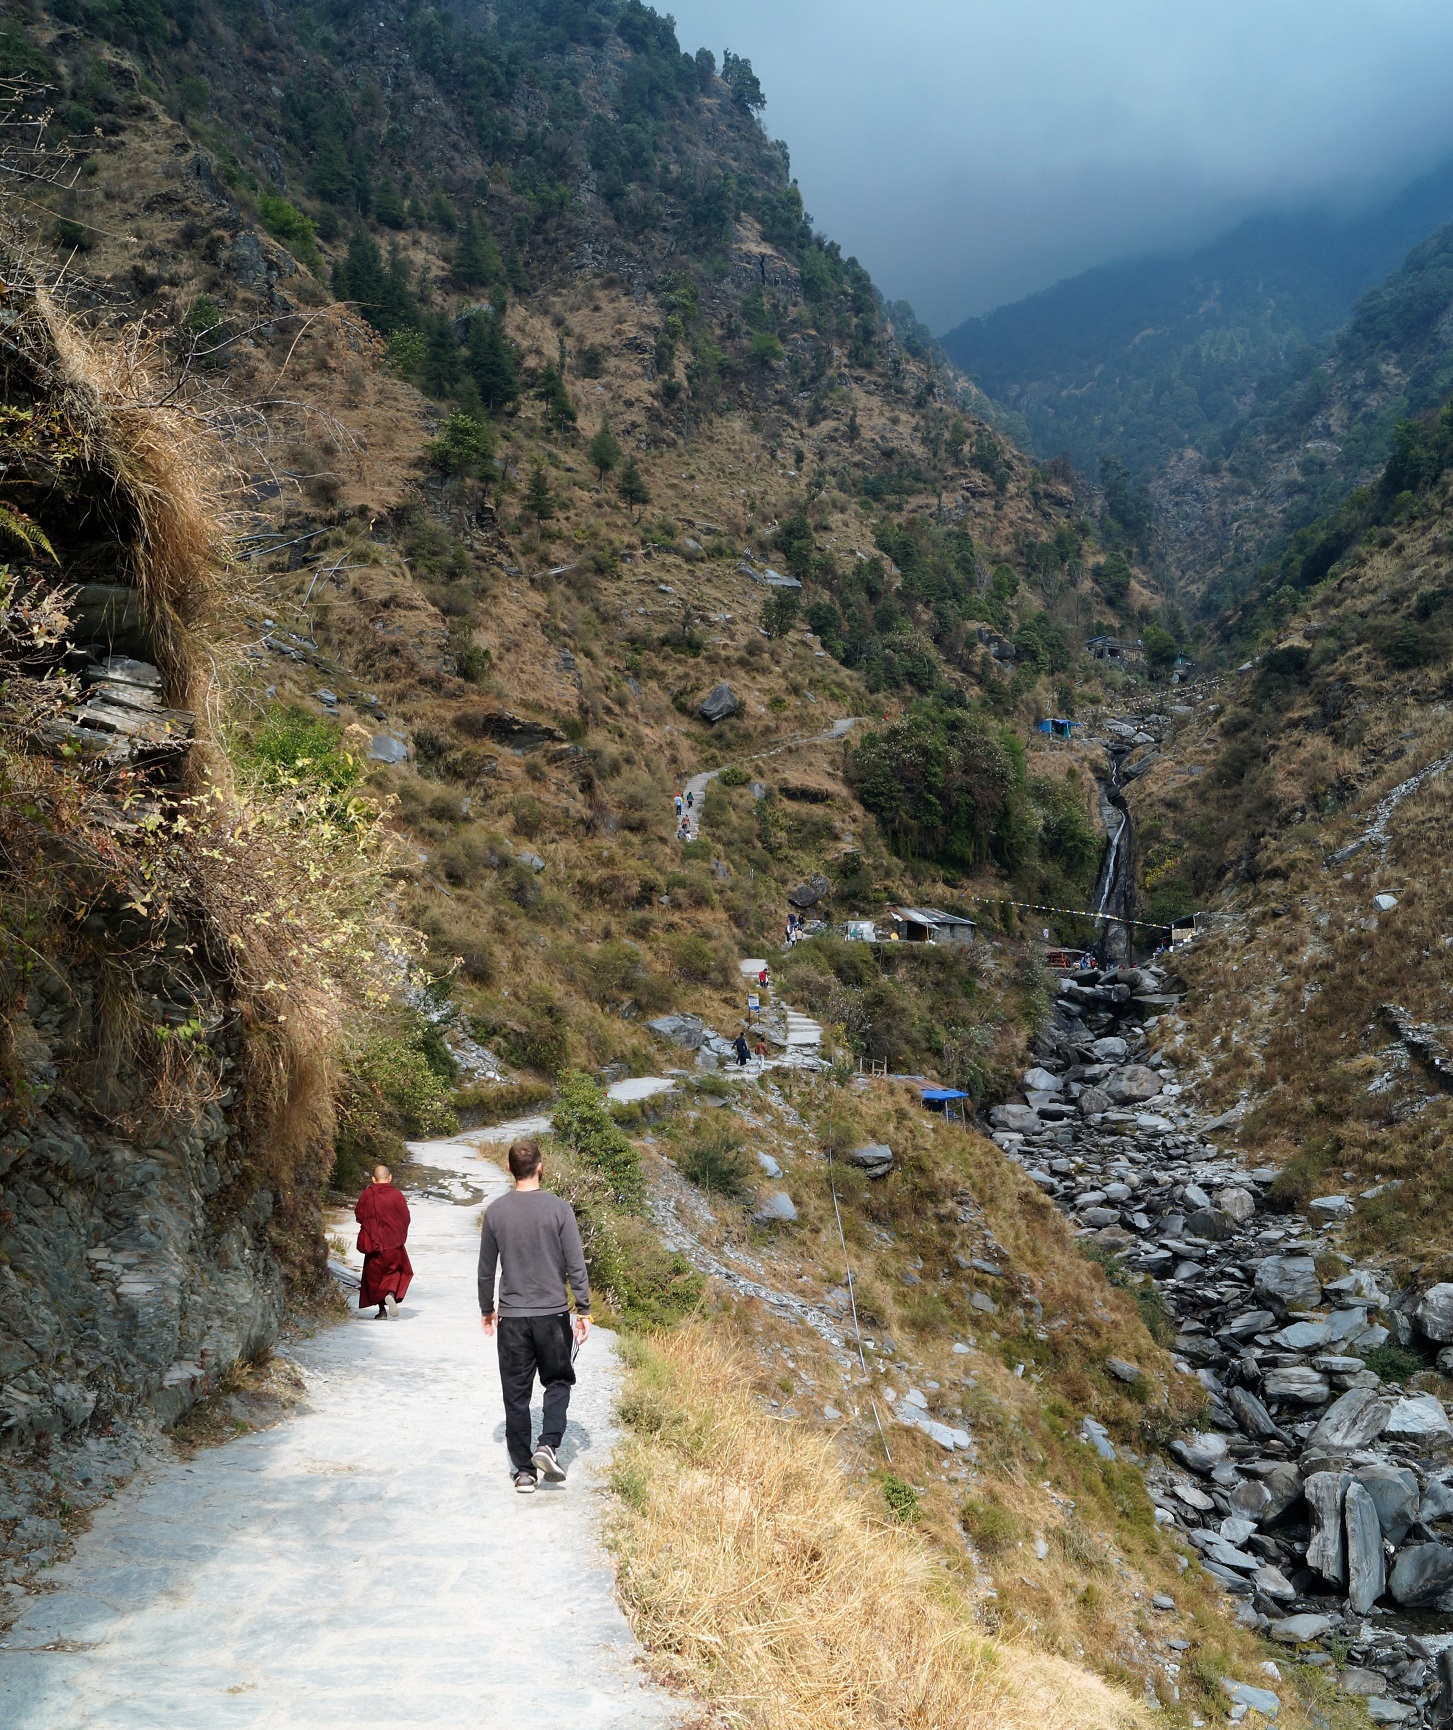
top-left (477, 1189), bottom-right (591, 1317)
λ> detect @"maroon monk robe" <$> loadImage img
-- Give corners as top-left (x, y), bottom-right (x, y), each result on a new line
top-left (354, 1183), bottom-right (413, 1307)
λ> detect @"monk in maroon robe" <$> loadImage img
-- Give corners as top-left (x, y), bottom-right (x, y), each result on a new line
top-left (355, 1164), bottom-right (412, 1319)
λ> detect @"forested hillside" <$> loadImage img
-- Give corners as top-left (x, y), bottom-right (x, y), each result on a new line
top-left (941, 160), bottom-right (1453, 618)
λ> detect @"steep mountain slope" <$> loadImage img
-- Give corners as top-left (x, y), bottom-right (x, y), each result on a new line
top-left (1158, 221), bottom-right (1453, 615)
top-left (940, 158), bottom-right (1453, 481)
top-left (1125, 406), bottom-right (1453, 1274)
top-left (0, 5), bottom-right (1406, 1723)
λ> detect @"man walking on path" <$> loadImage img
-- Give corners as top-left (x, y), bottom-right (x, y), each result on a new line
top-left (478, 1139), bottom-right (592, 1494)
top-left (355, 1164), bottom-right (413, 1320)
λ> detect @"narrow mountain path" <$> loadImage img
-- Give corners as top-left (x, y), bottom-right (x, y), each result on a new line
top-left (0, 1118), bottom-right (681, 1730)
top-left (681, 715), bottom-right (860, 840)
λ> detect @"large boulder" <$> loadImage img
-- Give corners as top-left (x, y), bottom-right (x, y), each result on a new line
top-left (1416, 1283), bottom-right (1453, 1342)
top-left (1023, 1066), bottom-right (1063, 1094)
top-left (1390, 1542), bottom-right (1453, 1607)
top-left (1254, 1254), bottom-right (1323, 1316)
top-left (1385, 1392), bottom-right (1453, 1443)
top-left (1171, 1432), bottom-right (1229, 1475)
top-left (1184, 1206), bottom-right (1236, 1241)
top-left (1263, 1366), bottom-right (1330, 1406)
top-left (647, 1013), bottom-right (706, 1050)
top-left (1345, 1482), bottom-right (1386, 1615)
top-left (1305, 1472), bottom-right (1349, 1583)
top-left (698, 682), bottom-right (740, 724)
top-left (1309, 1386), bottom-right (1392, 1450)
top-left (1228, 1386), bottom-right (1284, 1443)
top-left (1106, 1064), bottom-right (1162, 1104)
top-left (990, 1104), bottom-right (1040, 1133)
top-left (752, 1190), bottom-right (798, 1226)
top-left (786, 873), bottom-right (829, 909)
top-left (1357, 1465), bottom-right (1421, 1546)
top-left (1216, 1186), bottom-right (1258, 1224)
top-left (1077, 1086), bottom-right (1111, 1116)
top-left (845, 1143), bottom-right (893, 1179)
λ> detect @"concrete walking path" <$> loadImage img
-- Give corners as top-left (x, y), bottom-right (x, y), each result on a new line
top-left (0, 1124), bottom-right (680, 1730)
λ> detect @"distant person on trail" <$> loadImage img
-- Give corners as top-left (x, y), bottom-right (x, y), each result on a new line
top-left (686, 789), bottom-right (694, 810)
top-left (478, 1138), bottom-right (592, 1495)
top-left (733, 1032), bottom-right (750, 1066)
top-left (758, 965), bottom-right (769, 989)
top-left (355, 1164), bottom-right (412, 1320)
top-left (674, 794), bottom-right (684, 819)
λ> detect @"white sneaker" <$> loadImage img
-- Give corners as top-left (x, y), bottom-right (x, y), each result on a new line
top-left (384, 1293), bottom-right (398, 1318)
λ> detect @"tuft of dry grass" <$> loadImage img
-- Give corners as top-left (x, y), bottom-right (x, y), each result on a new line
top-left (609, 1326), bottom-right (1151, 1730)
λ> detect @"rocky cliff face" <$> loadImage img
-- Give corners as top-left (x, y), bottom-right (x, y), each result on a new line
top-left (1, 1001), bottom-right (283, 1443)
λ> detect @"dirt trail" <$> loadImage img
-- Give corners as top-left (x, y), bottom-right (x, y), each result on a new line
top-left (680, 715), bottom-right (860, 840)
top-left (0, 1122), bottom-right (680, 1730)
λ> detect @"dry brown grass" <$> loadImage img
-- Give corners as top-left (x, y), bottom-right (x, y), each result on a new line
top-left (610, 1325), bottom-right (1151, 1730)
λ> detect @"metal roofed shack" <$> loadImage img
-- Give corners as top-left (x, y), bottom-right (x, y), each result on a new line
top-left (886, 906), bottom-right (977, 947)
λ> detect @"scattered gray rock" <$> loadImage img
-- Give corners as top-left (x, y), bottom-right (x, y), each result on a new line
top-left (368, 732), bottom-right (409, 763)
top-left (1106, 1064), bottom-right (1162, 1103)
top-left (1262, 1366), bottom-right (1331, 1406)
top-left (1106, 1357), bottom-right (1141, 1383)
top-left (756, 1153), bottom-right (782, 1179)
top-left (1080, 1416), bottom-right (1116, 1460)
top-left (752, 1191), bottom-right (798, 1226)
top-left (844, 1143), bottom-right (893, 1178)
top-left (1222, 1680), bottom-right (1279, 1718)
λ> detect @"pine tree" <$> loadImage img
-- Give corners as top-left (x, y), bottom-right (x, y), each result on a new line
top-left (375, 174), bottom-right (406, 229)
top-left (526, 462), bottom-right (555, 525)
top-left (464, 312), bottom-right (519, 412)
top-left (334, 229), bottom-right (419, 336)
top-left (616, 454), bottom-right (650, 521)
top-left (506, 238), bottom-right (530, 294)
top-left (421, 311), bottom-right (461, 398)
top-left (453, 214), bottom-right (503, 288)
top-left (588, 419), bottom-right (622, 483)
top-left (536, 360), bottom-right (577, 430)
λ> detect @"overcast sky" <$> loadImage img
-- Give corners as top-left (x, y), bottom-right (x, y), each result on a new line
top-left (666, 0), bottom-right (1453, 332)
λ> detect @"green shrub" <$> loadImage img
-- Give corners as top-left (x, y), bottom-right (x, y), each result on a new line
top-left (717, 764), bottom-right (750, 787)
top-left (880, 1473), bottom-right (921, 1523)
top-left (551, 1070), bottom-right (642, 1207)
top-left (242, 707), bottom-right (362, 794)
top-left (454, 1079), bottom-right (553, 1126)
top-left (258, 194), bottom-right (322, 272)
top-left (959, 1496), bottom-right (1019, 1553)
top-left (332, 1023), bottom-right (459, 1190)
top-left (678, 1129), bottom-right (752, 1199)
top-left (1362, 1343), bottom-right (1425, 1384)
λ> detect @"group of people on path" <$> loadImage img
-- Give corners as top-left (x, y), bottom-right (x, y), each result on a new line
top-left (353, 1137), bottom-right (591, 1495)
top-left (673, 787), bottom-right (695, 842)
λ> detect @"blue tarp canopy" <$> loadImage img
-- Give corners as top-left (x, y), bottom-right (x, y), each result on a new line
top-left (921, 1088), bottom-right (970, 1101)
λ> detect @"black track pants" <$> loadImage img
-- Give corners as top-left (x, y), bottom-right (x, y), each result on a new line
top-left (496, 1313), bottom-right (576, 1473)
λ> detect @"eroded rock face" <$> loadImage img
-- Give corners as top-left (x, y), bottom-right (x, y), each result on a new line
top-left (0, 982), bottom-right (285, 1447)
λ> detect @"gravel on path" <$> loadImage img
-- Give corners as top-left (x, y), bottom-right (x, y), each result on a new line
top-left (0, 1125), bottom-right (680, 1730)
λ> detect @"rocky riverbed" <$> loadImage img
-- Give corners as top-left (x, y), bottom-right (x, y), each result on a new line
top-left (990, 960), bottom-right (1453, 1727)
